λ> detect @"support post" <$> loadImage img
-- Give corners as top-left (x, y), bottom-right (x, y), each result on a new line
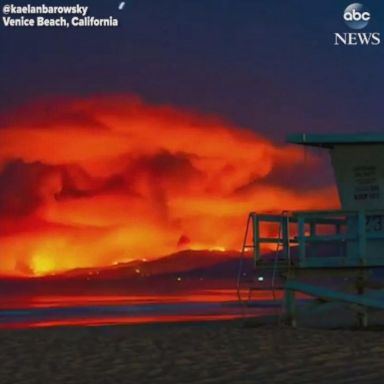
top-left (356, 272), bottom-right (368, 328)
top-left (284, 270), bottom-right (297, 327)
top-left (357, 210), bottom-right (367, 266)
top-left (284, 287), bottom-right (296, 328)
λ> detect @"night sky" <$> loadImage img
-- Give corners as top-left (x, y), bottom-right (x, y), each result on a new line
top-left (2, 0), bottom-right (383, 141)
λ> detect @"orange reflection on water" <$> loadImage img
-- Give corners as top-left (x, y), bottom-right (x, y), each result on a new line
top-left (0, 289), bottom-right (281, 329)
top-left (0, 289), bottom-right (253, 309)
top-left (15, 314), bottom-right (245, 329)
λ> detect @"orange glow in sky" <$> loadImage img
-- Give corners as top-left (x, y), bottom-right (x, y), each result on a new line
top-left (0, 95), bottom-right (338, 276)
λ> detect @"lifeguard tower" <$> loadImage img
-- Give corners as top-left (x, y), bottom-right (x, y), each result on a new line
top-left (238, 133), bottom-right (384, 327)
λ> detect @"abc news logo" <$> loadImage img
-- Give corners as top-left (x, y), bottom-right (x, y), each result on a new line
top-left (334, 3), bottom-right (380, 46)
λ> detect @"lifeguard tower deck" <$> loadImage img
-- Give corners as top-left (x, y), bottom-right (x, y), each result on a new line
top-left (238, 133), bottom-right (384, 327)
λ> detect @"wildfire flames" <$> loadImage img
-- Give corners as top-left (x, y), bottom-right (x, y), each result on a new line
top-left (0, 95), bottom-right (338, 276)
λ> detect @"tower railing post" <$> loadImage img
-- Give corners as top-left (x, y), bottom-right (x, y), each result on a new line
top-left (298, 215), bottom-right (306, 266)
top-left (252, 214), bottom-right (260, 268)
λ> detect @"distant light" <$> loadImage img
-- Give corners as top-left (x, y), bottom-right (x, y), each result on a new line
top-left (135, 268), bottom-right (141, 274)
top-left (257, 276), bottom-right (264, 282)
top-left (118, 2), bottom-right (126, 10)
top-left (177, 277), bottom-right (182, 281)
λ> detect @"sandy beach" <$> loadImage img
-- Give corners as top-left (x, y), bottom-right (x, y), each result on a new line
top-left (1, 320), bottom-right (384, 384)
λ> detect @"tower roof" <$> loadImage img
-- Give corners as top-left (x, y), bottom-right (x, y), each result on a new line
top-left (287, 133), bottom-right (384, 148)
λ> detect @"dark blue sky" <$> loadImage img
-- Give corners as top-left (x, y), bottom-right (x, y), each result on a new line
top-left (1, 0), bottom-right (383, 141)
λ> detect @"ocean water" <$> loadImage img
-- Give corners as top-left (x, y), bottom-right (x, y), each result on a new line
top-left (0, 289), bottom-right (281, 328)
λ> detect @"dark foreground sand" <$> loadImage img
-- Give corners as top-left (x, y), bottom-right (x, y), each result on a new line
top-left (1, 320), bottom-right (384, 384)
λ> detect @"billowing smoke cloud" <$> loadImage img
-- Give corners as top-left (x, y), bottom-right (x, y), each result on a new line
top-left (0, 95), bottom-right (338, 275)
